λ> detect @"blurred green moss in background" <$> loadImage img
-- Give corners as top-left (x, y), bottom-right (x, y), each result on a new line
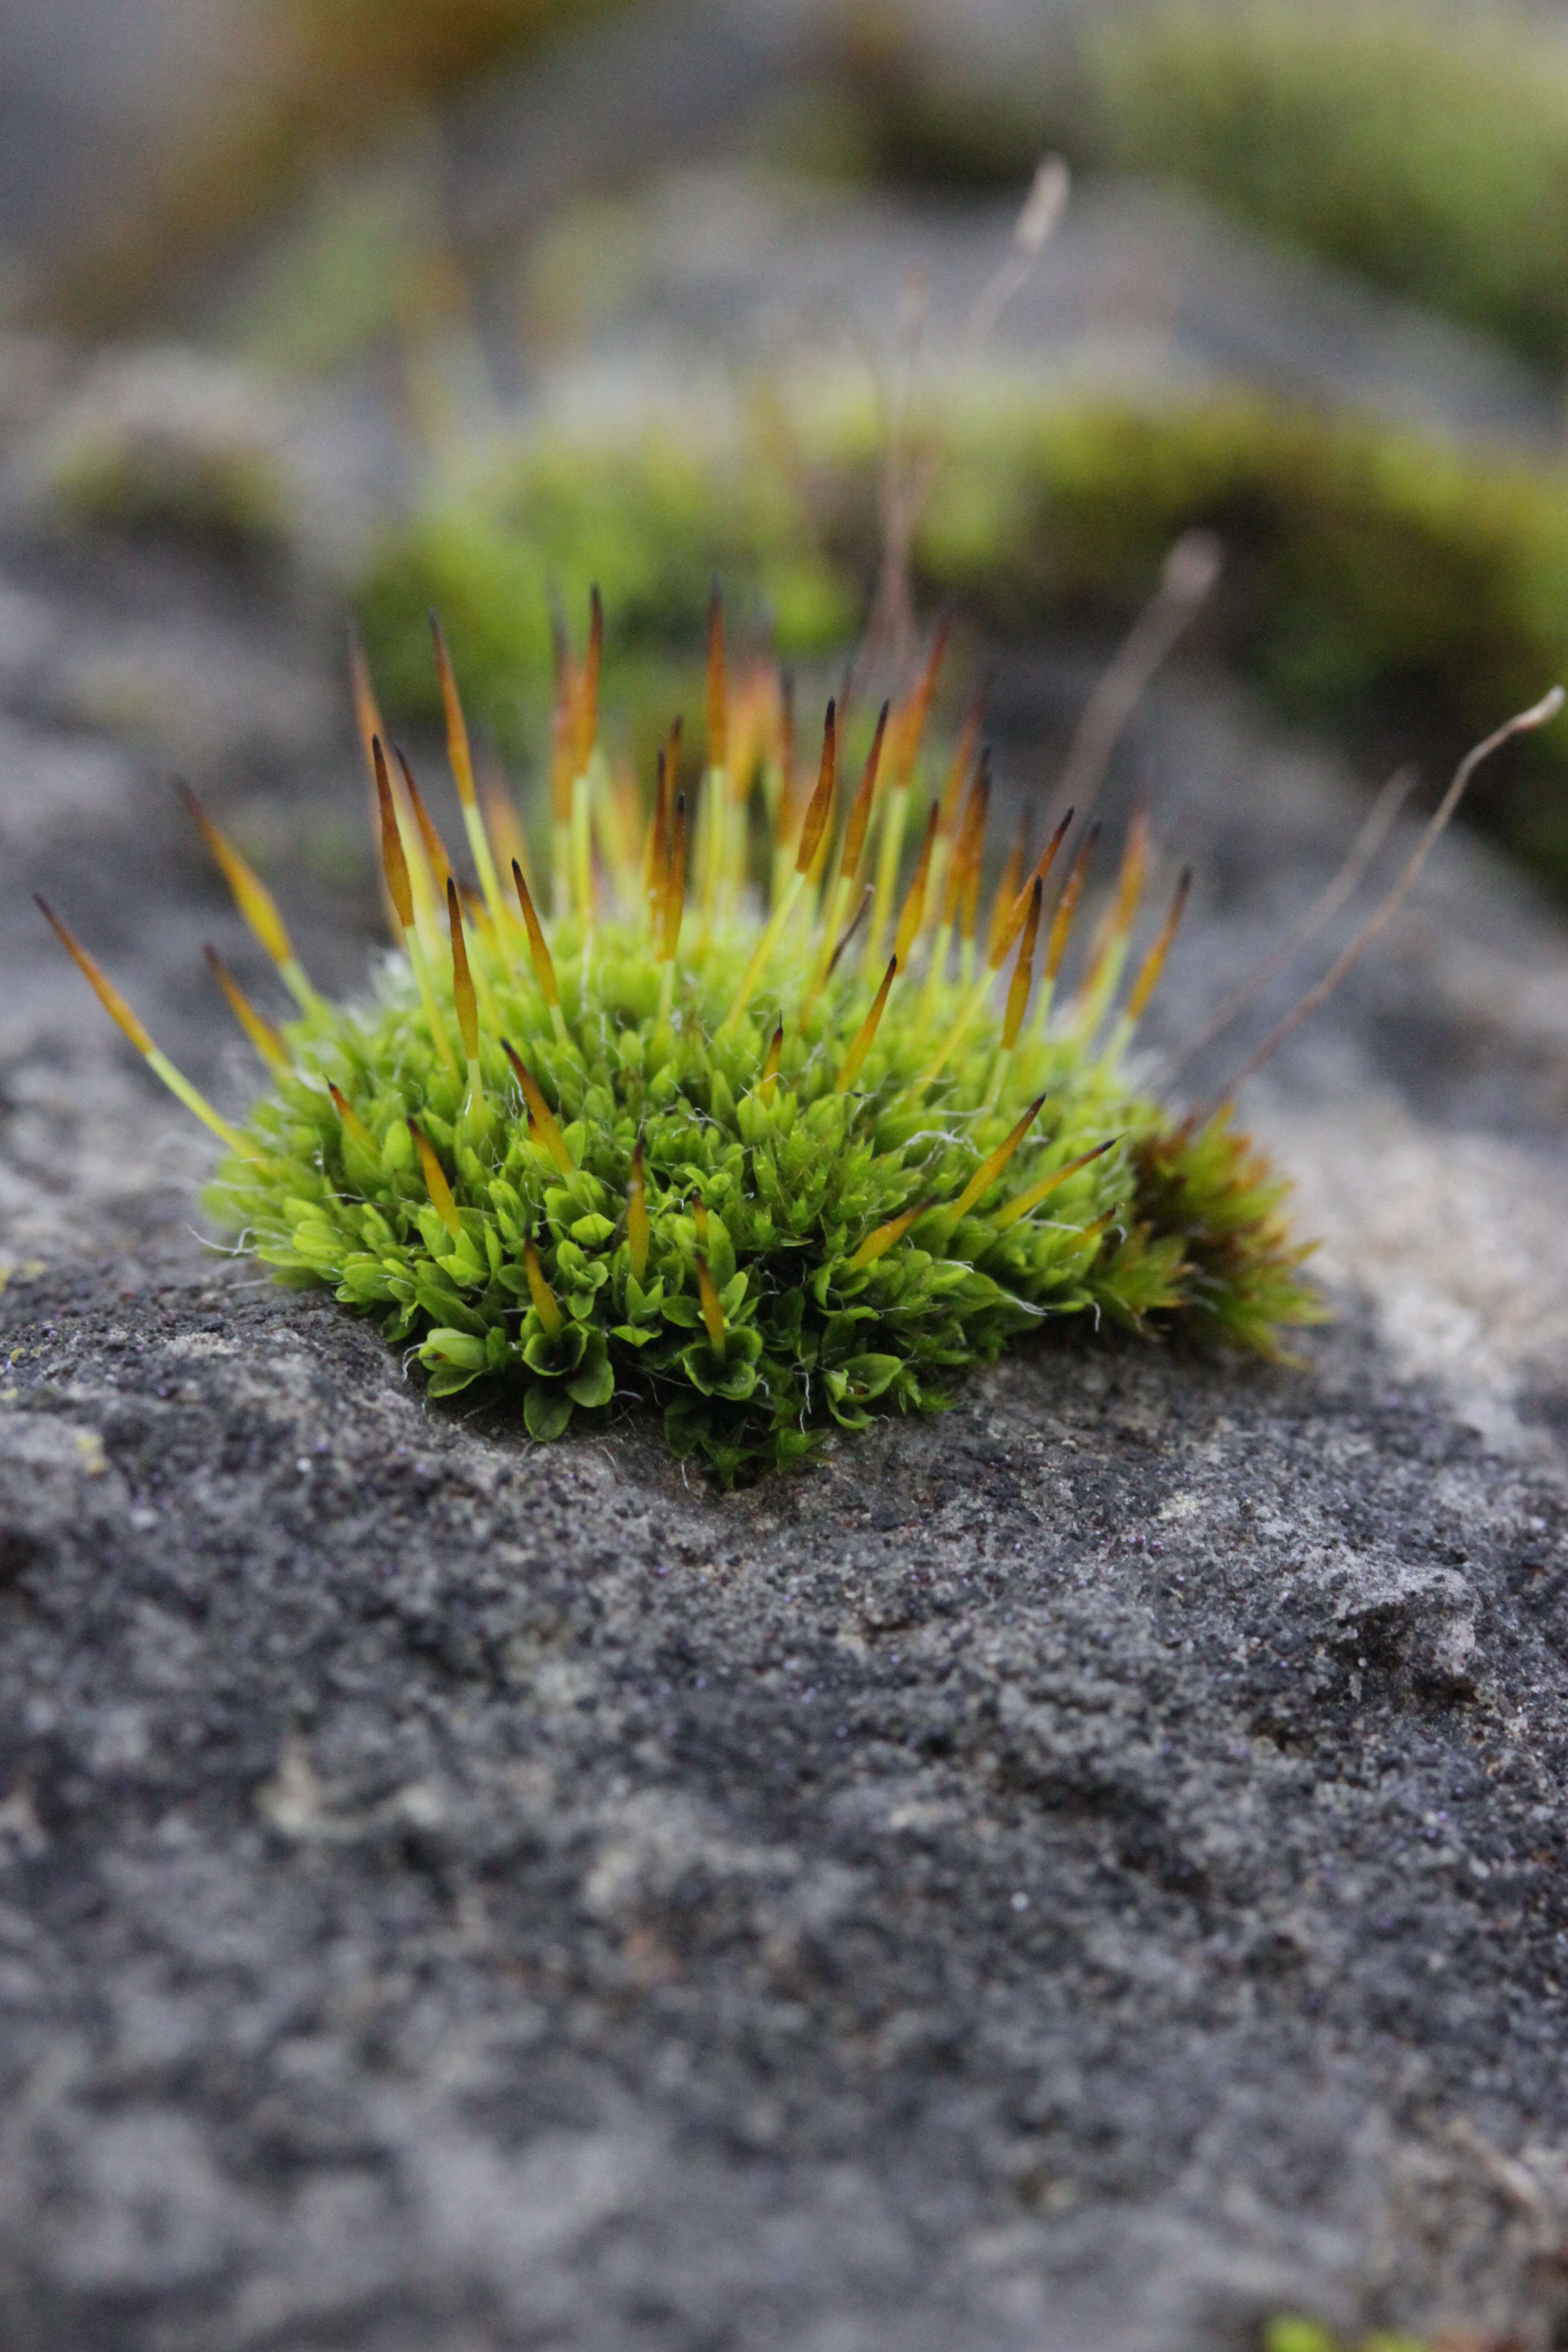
top-left (844, 0), bottom-right (1568, 369)
top-left (1263, 2317), bottom-right (1433, 2352)
top-left (27, 0), bottom-right (1568, 907)
top-left (356, 431), bottom-right (857, 772)
top-left (360, 390), bottom-right (1568, 888)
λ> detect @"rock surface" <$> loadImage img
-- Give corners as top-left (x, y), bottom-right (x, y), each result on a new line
top-left (0, 503), bottom-right (1567, 2350)
top-left (4, 1255), bottom-right (1568, 2351)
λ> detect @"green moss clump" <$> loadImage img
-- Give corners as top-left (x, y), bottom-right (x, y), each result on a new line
top-left (842, 0), bottom-right (1568, 369)
top-left (215, 901), bottom-right (1310, 1479)
top-left (109, 604), bottom-right (1316, 1481)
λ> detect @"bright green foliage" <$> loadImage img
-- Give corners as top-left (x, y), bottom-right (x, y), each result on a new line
top-left (1265, 2324), bottom-right (1340, 2352)
top-left (193, 615), bottom-right (1316, 1477)
top-left (208, 912), bottom-right (1311, 1477)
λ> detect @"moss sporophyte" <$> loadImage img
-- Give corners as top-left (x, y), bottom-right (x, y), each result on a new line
top-left (37, 590), bottom-right (1563, 1479)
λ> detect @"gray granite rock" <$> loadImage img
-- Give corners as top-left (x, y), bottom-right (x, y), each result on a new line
top-left (2, 1249), bottom-right (1568, 2351)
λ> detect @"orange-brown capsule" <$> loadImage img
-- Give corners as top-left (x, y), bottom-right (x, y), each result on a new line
top-left (501, 1040), bottom-right (575, 1177)
top-left (795, 699), bottom-right (837, 877)
top-left (524, 1235), bottom-right (565, 1339)
top-left (959, 808), bottom-right (986, 946)
top-left (511, 860), bottom-right (561, 1012)
top-left (446, 879), bottom-right (479, 1062)
top-left (39, 897), bottom-right (260, 1158)
top-left (575, 584), bottom-right (603, 778)
top-left (1002, 877), bottom-right (1044, 1049)
top-left (1123, 868), bottom-right (1194, 1025)
top-left (408, 1117), bottom-right (461, 1235)
top-left (890, 608), bottom-right (951, 787)
top-left (348, 622), bottom-right (386, 775)
top-left (835, 956), bottom-right (898, 1093)
top-left (992, 1137), bottom-right (1117, 1233)
top-left (549, 667), bottom-right (576, 827)
top-left (948, 1095), bottom-right (1047, 1225)
top-left (838, 701), bottom-right (889, 883)
top-left (432, 617), bottom-right (509, 930)
top-left (39, 897), bottom-right (152, 1054)
top-left (431, 613), bottom-right (477, 812)
top-left (351, 628), bottom-right (399, 935)
top-left (760, 1020), bottom-right (784, 1093)
top-left (206, 946), bottom-right (289, 1079)
top-left (480, 766), bottom-right (530, 895)
top-left (395, 747), bottom-right (453, 897)
top-left (176, 781), bottom-right (296, 973)
top-left (696, 1253), bottom-right (726, 1352)
top-left (945, 757), bottom-right (992, 931)
top-left (372, 739), bottom-right (415, 932)
top-left (661, 793), bottom-right (688, 963)
top-left (985, 815), bottom-right (1027, 967)
top-left (1045, 822), bottom-right (1102, 982)
top-left (991, 805), bottom-right (1074, 971)
top-left (846, 1198), bottom-right (930, 1274)
top-left (939, 692), bottom-right (983, 835)
top-left (893, 799), bottom-right (941, 968)
top-left (1073, 808), bottom-right (1150, 1012)
top-left (329, 1083), bottom-right (378, 1161)
top-left (627, 1138), bottom-right (650, 1282)
top-left (645, 748), bottom-right (671, 930)
top-left (1109, 808), bottom-right (1151, 941)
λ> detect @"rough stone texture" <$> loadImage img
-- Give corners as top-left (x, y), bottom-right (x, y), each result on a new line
top-left (4, 1266), bottom-right (1568, 2352)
